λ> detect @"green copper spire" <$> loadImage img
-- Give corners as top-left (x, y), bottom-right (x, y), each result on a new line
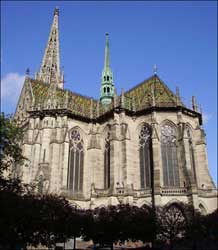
top-left (100, 33), bottom-right (114, 105)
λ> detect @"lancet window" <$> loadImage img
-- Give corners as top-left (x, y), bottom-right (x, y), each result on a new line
top-left (161, 123), bottom-right (180, 187)
top-left (68, 129), bottom-right (84, 192)
top-left (104, 133), bottom-right (110, 189)
top-left (139, 124), bottom-right (152, 188)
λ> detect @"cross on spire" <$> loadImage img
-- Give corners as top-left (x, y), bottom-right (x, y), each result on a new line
top-left (153, 64), bottom-right (158, 75)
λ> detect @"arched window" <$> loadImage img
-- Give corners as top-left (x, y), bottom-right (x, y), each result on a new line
top-left (187, 128), bottom-right (197, 183)
top-left (104, 133), bottom-right (110, 189)
top-left (199, 204), bottom-right (207, 215)
top-left (139, 124), bottom-right (152, 188)
top-left (107, 76), bottom-right (109, 81)
top-left (68, 129), bottom-right (84, 192)
top-left (161, 123), bottom-right (180, 187)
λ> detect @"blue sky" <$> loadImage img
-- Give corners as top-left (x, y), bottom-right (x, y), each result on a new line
top-left (1, 1), bottom-right (217, 184)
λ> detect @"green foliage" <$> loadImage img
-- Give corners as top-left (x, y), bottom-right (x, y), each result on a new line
top-left (82, 204), bottom-right (155, 250)
top-left (0, 112), bottom-right (25, 176)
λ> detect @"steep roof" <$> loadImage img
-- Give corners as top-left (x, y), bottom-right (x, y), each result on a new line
top-left (124, 74), bottom-right (183, 111)
top-left (31, 79), bottom-right (113, 119)
top-left (30, 74), bottom-right (185, 120)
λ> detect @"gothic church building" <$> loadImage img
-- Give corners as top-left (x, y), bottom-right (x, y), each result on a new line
top-left (15, 8), bottom-right (217, 213)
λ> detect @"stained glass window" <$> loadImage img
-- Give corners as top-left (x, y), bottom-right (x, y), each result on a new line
top-left (68, 129), bottom-right (84, 192)
top-left (139, 124), bottom-right (152, 188)
top-left (104, 133), bottom-right (110, 189)
top-left (161, 124), bottom-right (180, 187)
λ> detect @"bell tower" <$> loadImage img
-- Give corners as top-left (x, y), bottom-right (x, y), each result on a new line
top-left (100, 33), bottom-right (115, 105)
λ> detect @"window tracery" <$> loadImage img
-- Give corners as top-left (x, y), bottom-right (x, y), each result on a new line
top-left (68, 129), bottom-right (84, 192)
top-left (139, 124), bottom-right (152, 188)
top-left (161, 123), bottom-right (180, 187)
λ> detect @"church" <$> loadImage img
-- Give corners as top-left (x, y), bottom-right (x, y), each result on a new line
top-left (14, 8), bottom-right (217, 213)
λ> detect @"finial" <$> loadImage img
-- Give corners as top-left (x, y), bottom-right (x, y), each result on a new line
top-left (153, 64), bottom-right (158, 75)
top-left (26, 68), bottom-right (30, 76)
top-left (200, 105), bottom-right (203, 115)
top-left (176, 87), bottom-right (180, 97)
top-left (176, 86), bottom-right (181, 105)
top-left (151, 84), bottom-right (156, 106)
top-left (132, 96), bottom-right (136, 112)
top-left (113, 88), bottom-right (118, 107)
top-left (54, 7), bottom-right (59, 16)
top-left (192, 96), bottom-right (198, 112)
top-left (120, 88), bottom-right (125, 108)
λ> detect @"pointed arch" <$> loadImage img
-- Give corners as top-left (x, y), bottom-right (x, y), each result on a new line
top-left (161, 121), bottom-right (179, 187)
top-left (199, 204), bottom-right (207, 215)
top-left (68, 128), bottom-right (84, 193)
top-left (137, 199), bottom-right (152, 208)
top-left (139, 123), bottom-right (153, 189)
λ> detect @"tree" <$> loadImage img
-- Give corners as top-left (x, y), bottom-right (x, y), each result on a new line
top-left (156, 203), bottom-right (186, 250)
top-left (82, 204), bottom-right (156, 250)
top-left (204, 208), bottom-right (218, 242)
top-left (0, 113), bottom-right (28, 248)
top-left (0, 113), bottom-right (25, 176)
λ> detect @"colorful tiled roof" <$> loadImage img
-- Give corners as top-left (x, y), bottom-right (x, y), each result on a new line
top-left (124, 74), bottom-right (182, 111)
top-left (30, 74), bottom-right (184, 119)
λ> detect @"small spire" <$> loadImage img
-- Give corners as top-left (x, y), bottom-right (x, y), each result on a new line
top-left (200, 105), bottom-right (203, 115)
top-left (64, 90), bottom-right (69, 108)
top-left (151, 84), bottom-right (156, 106)
top-left (132, 96), bottom-right (136, 112)
top-left (192, 96), bottom-right (198, 112)
top-left (120, 88), bottom-right (125, 108)
top-left (176, 86), bottom-right (181, 105)
top-left (153, 64), bottom-right (158, 75)
top-left (90, 98), bottom-right (93, 119)
top-left (54, 7), bottom-right (59, 16)
top-left (26, 68), bottom-right (30, 76)
top-left (104, 33), bottom-right (110, 69)
top-left (113, 87), bottom-right (118, 107)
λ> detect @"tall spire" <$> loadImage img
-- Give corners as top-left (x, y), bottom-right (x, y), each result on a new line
top-left (104, 33), bottom-right (110, 69)
top-left (100, 33), bottom-right (115, 105)
top-left (36, 7), bottom-right (64, 89)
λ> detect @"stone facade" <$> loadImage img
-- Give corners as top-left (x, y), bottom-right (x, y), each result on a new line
top-left (14, 8), bottom-right (217, 213)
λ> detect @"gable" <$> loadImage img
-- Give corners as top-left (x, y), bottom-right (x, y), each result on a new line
top-left (124, 75), bottom-right (183, 111)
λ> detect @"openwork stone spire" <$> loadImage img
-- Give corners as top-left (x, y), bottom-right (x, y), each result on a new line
top-left (100, 33), bottom-right (115, 105)
top-left (36, 7), bottom-right (64, 89)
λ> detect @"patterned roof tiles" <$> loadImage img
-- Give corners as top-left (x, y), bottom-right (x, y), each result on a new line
top-left (30, 74), bottom-right (185, 119)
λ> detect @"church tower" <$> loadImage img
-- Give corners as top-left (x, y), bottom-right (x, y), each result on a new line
top-left (35, 7), bottom-right (64, 89)
top-left (100, 33), bottom-right (115, 105)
